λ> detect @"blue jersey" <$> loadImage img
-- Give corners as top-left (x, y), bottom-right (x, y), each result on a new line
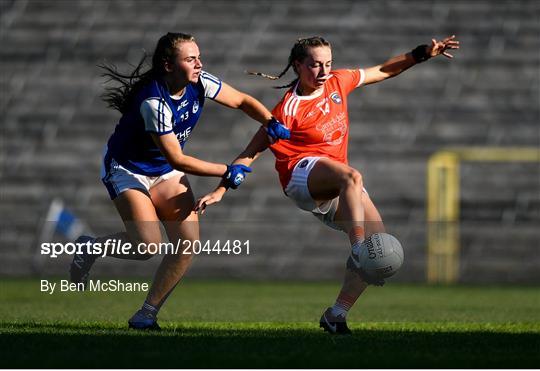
top-left (106, 71), bottom-right (222, 176)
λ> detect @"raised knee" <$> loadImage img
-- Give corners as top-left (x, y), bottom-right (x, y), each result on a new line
top-left (341, 169), bottom-right (363, 189)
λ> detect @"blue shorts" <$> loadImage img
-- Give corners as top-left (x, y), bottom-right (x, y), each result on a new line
top-left (100, 150), bottom-right (183, 200)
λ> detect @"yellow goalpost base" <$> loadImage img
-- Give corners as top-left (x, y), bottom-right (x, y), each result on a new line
top-left (426, 147), bottom-right (540, 284)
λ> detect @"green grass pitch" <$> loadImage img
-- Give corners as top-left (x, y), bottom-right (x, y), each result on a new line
top-left (1, 278), bottom-right (539, 368)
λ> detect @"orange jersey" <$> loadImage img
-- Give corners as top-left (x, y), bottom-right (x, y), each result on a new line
top-left (270, 69), bottom-right (365, 189)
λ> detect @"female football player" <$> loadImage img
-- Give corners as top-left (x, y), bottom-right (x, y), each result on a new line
top-left (69, 32), bottom-right (290, 330)
top-left (196, 35), bottom-right (459, 334)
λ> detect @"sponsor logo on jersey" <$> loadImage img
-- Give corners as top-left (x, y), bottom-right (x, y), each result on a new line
top-left (192, 100), bottom-right (199, 113)
top-left (177, 100), bottom-right (189, 110)
top-left (330, 92), bottom-right (342, 104)
top-left (176, 127), bottom-right (192, 142)
top-left (316, 112), bottom-right (347, 146)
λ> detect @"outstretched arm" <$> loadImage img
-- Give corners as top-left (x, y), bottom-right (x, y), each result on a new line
top-left (213, 83), bottom-right (290, 140)
top-left (152, 132), bottom-right (228, 176)
top-left (363, 35), bottom-right (460, 85)
top-left (195, 127), bottom-right (270, 213)
top-left (152, 132), bottom-right (252, 192)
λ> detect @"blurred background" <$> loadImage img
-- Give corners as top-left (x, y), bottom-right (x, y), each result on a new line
top-left (1, 0), bottom-right (538, 284)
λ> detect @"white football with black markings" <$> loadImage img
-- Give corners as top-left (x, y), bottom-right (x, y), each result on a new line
top-left (358, 233), bottom-right (404, 279)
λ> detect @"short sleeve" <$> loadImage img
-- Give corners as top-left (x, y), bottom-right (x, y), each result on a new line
top-left (199, 71), bottom-right (222, 99)
top-left (333, 69), bottom-right (366, 95)
top-left (140, 98), bottom-right (173, 135)
top-left (272, 98), bottom-right (293, 128)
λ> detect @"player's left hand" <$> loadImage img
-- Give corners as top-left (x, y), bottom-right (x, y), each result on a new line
top-left (195, 188), bottom-right (226, 215)
top-left (265, 117), bottom-right (290, 141)
top-left (428, 35), bottom-right (460, 59)
top-left (223, 164), bottom-right (252, 189)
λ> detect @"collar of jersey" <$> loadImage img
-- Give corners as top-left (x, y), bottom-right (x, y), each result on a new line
top-left (170, 88), bottom-right (186, 101)
top-left (292, 77), bottom-right (331, 100)
top-left (157, 77), bottom-right (187, 101)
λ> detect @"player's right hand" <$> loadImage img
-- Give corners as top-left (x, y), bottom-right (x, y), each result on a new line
top-left (223, 164), bottom-right (252, 189)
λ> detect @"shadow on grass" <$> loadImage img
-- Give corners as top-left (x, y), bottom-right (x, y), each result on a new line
top-left (1, 322), bottom-right (539, 368)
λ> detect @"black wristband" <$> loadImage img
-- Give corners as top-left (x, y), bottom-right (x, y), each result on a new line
top-left (223, 165), bottom-right (231, 178)
top-left (411, 44), bottom-right (430, 63)
top-left (222, 165), bottom-right (233, 190)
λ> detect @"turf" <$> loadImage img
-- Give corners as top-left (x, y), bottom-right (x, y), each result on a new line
top-left (1, 279), bottom-right (539, 368)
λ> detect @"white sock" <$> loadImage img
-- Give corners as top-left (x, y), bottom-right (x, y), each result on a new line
top-left (141, 301), bottom-right (158, 317)
top-left (331, 303), bottom-right (349, 318)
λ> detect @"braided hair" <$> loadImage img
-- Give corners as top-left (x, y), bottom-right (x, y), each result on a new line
top-left (247, 36), bottom-right (331, 89)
